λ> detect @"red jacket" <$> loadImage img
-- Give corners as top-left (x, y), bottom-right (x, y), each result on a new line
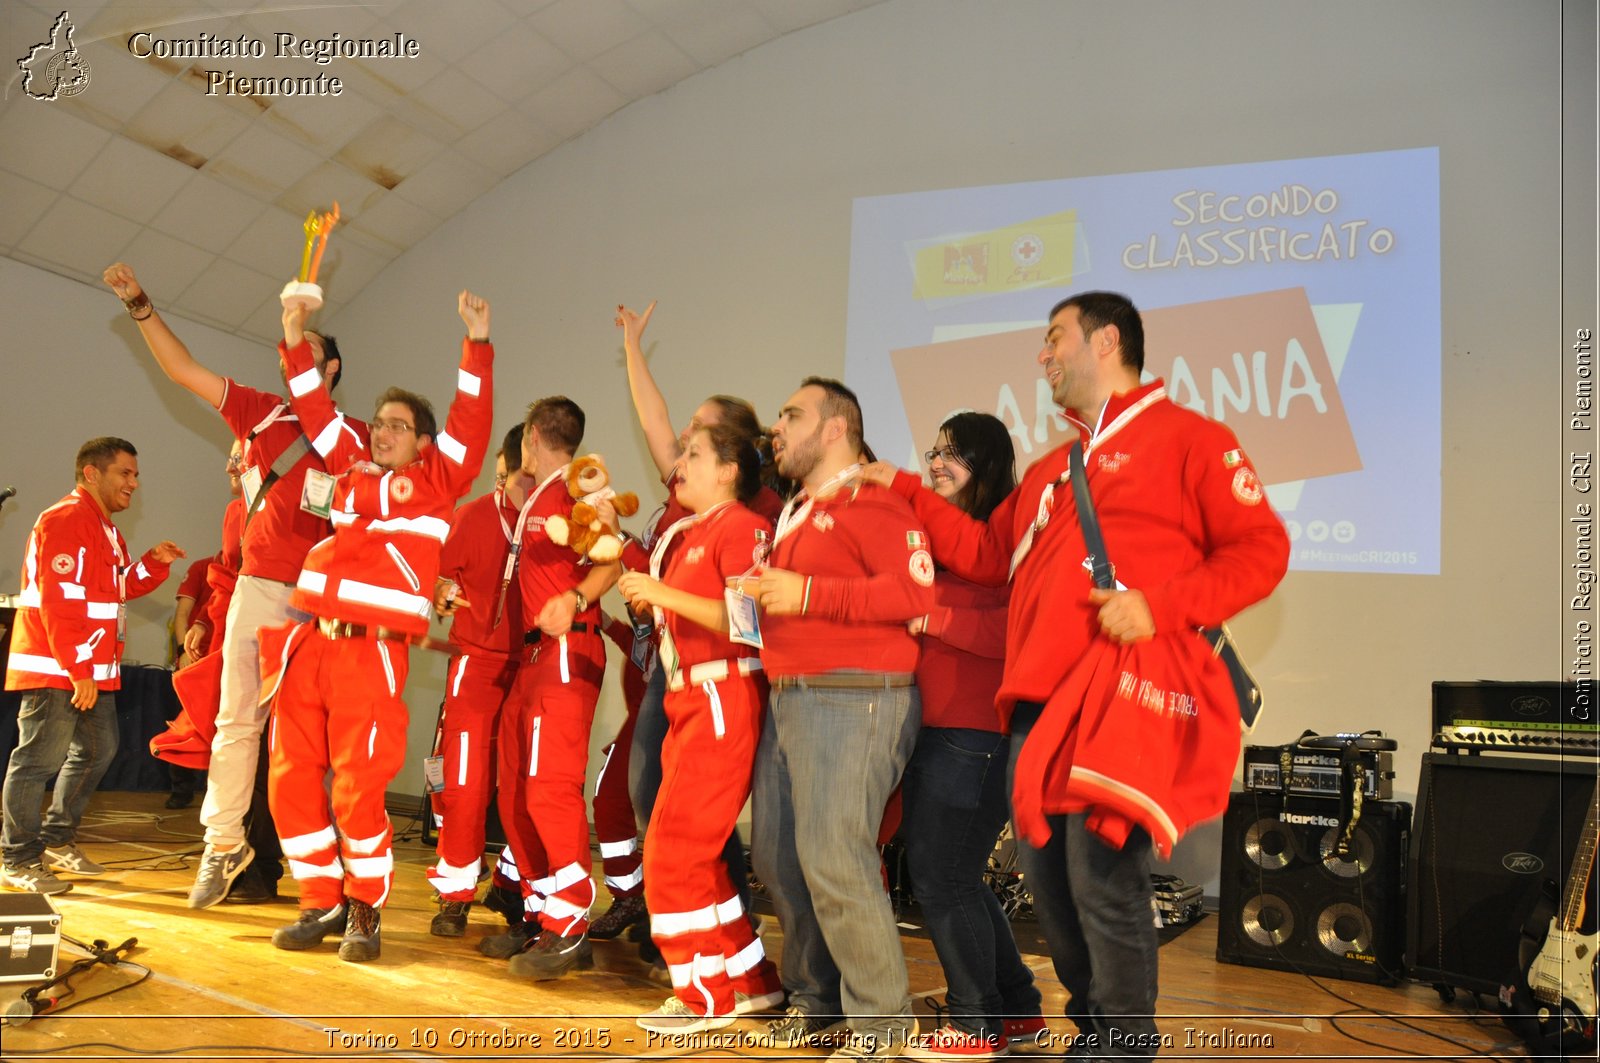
top-left (284, 337), bottom-right (495, 636)
top-left (761, 482), bottom-right (933, 677)
top-left (891, 381), bottom-right (1289, 725)
top-left (437, 488), bottom-right (525, 658)
top-left (6, 487), bottom-right (170, 691)
top-left (915, 572), bottom-right (1008, 732)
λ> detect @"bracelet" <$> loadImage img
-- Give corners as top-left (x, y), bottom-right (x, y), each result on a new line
top-left (123, 292), bottom-right (153, 320)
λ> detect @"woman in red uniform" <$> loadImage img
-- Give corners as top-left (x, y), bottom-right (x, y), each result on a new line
top-left (617, 422), bottom-right (785, 1033)
top-left (901, 412), bottom-right (1046, 1059)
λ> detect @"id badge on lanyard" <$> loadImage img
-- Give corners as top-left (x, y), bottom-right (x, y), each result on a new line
top-left (240, 465), bottom-right (264, 512)
top-left (300, 467), bottom-right (337, 518)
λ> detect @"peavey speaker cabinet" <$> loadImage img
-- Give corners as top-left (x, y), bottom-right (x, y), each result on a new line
top-left (1406, 752), bottom-right (1596, 996)
top-left (1217, 791), bottom-right (1411, 985)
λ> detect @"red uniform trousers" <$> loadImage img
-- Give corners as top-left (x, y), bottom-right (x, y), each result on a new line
top-left (268, 629), bottom-right (409, 910)
top-left (593, 684), bottom-right (643, 899)
top-left (426, 651), bottom-right (518, 901)
top-left (645, 672), bottom-right (781, 1016)
top-left (496, 630), bottom-right (604, 936)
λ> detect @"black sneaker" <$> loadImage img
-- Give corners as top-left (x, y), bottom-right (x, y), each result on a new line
top-left (430, 899), bottom-right (471, 937)
top-left (271, 904), bottom-right (347, 950)
top-left (477, 920), bottom-right (534, 958)
top-left (339, 899), bottom-right (381, 963)
top-left (222, 865), bottom-right (275, 905)
top-left (507, 929), bottom-right (593, 980)
top-left (587, 894), bottom-right (647, 939)
top-left (483, 882), bottom-right (523, 926)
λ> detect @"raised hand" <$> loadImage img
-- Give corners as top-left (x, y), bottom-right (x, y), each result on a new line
top-left (282, 300), bottom-right (310, 347)
top-left (614, 301), bottom-right (657, 350)
top-left (148, 540), bottom-right (187, 565)
top-left (103, 262), bottom-right (144, 301)
top-left (459, 291), bottom-right (490, 339)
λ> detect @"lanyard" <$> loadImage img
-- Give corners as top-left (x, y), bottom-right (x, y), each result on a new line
top-left (773, 463), bottom-right (862, 547)
top-left (496, 466), bottom-right (568, 627)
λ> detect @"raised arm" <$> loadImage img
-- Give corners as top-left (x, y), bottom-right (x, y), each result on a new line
top-left (615, 301), bottom-right (680, 480)
top-left (104, 263), bottom-right (225, 408)
top-left (430, 290), bottom-right (496, 499)
top-left (281, 301), bottom-right (367, 471)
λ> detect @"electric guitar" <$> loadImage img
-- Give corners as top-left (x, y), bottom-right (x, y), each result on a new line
top-left (1524, 781), bottom-right (1600, 1046)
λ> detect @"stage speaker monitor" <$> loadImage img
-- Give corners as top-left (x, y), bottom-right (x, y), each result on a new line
top-left (1406, 752), bottom-right (1596, 996)
top-left (1216, 790), bottom-right (1410, 985)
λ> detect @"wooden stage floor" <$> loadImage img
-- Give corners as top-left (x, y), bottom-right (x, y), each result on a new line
top-left (0, 793), bottom-right (1533, 1061)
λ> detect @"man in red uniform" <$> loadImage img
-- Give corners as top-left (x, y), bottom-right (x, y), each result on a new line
top-left (481, 397), bottom-right (618, 979)
top-left (749, 377), bottom-right (934, 1058)
top-left (265, 291), bottom-right (494, 963)
top-left (2, 438), bottom-right (183, 893)
top-left (103, 262), bottom-right (363, 909)
top-left (868, 292), bottom-right (1289, 1059)
top-left (425, 426), bottom-right (528, 937)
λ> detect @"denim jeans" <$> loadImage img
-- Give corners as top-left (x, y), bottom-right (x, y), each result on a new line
top-left (2, 687), bottom-right (119, 866)
top-left (901, 726), bottom-right (1041, 1039)
top-left (628, 663), bottom-right (753, 913)
top-left (751, 682), bottom-right (921, 1045)
top-left (1007, 701), bottom-right (1160, 1058)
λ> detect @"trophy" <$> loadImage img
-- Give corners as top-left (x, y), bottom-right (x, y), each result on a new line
top-left (280, 202), bottom-right (340, 310)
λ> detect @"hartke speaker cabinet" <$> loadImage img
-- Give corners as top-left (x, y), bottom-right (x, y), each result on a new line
top-left (1216, 791), bottom-right (1411, 985)
top-left (1406, 752), bottom-right (1596, 996)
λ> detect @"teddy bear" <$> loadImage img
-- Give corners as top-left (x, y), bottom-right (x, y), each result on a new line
top-left (544, 453), bottom-right (640, 563)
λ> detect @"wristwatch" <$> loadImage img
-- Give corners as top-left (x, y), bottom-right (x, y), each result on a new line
top-left (569, 588), bottom-right (589, 613)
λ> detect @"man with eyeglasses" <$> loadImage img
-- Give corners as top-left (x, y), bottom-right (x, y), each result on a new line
top-left (262, 291), bottom-right (495, 963)
top-left (104, 262), bottom-right (365, 910)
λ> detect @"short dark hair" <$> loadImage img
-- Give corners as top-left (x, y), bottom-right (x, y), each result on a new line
top-left (373, 387), bottom-right (436, 441)
top-left (525, 396), bottom-right (584, 454)
top-left (1049, 291), bottom-right (1145, 373)
top-left (499, 424), bottom-right (523, 470)
top-left (938, 411), bottom-right (1016, 521)
top-left (800, 376), bottom-right (864, 451)
top-left (312, 333), bottom-right (343, 391)
top-left (75, 437), bottom-right (136, 483)
top-left (699, 422), bottom-right (764, 502)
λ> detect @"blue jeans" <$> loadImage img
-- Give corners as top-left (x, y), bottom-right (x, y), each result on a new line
top-left (1007, 701), bottom-right (1160, 1058)
top-left (902, 726), bottom-right (1040, 1039)
top-left (2, 688), bottom-right (119, 866)
top-left (628, 664), bottom-right (752, 912)
top-left (751, 681), bottom-right (921, 1044)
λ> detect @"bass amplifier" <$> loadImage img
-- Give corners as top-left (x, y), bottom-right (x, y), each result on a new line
top-left (1243, 743), bottom-right (1394, 801)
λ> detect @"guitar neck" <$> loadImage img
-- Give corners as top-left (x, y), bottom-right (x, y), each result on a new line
top-left (1558, 782), bottom-right (1600, 933)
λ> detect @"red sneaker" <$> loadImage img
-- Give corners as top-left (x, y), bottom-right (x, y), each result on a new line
top-left (1003, 1016), bottom-right (1050, 1055)
top-left (906, 1024), bottom-right (1008, 1060)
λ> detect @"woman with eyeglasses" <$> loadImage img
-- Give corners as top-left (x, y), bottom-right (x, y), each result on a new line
top-left (899, 412), bottom-right (1046, 1059)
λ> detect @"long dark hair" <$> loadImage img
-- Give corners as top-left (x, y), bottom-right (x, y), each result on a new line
top-left (699, 423), bottom-right (763, 502)
top-left (939, 411), bottom-right (1015, 520)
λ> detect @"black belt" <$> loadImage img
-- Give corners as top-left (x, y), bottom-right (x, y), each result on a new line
top-left (770, 672), bottom-right (914, 691)
top-left (314, 617), bottom-right (454, 653)
top-left (524, 621), bottom-right (590, 644)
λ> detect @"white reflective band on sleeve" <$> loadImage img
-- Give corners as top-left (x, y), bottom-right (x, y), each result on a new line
top-left (85, 601), bottom-right (120, 620)
top-left (651, 903), bottom-right (720, 938)
top-left (311, 415), bottom-right (348, 458)
top-left (135, 563), bottom-right (150, 581)
top-left (436, 432), bottom-right (467, 465)
top-left (345, 854), bottom-right (394, 879)
top-left (18, 588), bottom-right (41, 607)
top-left (725, 936), bottom-right (768, 977)
top-left (60, 583), bottom-right (85, 600)
top-left (297, 570), bottom-right (328, 594)
top-left (367, 515), bottom-right (451, 541)
top-left (336, 579), bottom-right (431, 620)
top-left (281, 825), bottom-right (339, 859)
top-left (289, 858), bottom-right (345, 880)
top-left (598, 839), bottom-right (637, 859)
top-left (344, 824), bottom-right (389, 855)
top-left (457, 368), bottom-right (481, 397)
top-left (604, 867), bottom-right (644, 892)
top-left (6, 654), bottom-right (116, 681)
top-left (288, 366), bottom-right (323, 398)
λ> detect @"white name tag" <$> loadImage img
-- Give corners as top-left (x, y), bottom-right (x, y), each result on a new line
top-left (300, 468), bottom-right (337, 519)
top-left (240, 465), bottom-right (264, 512)
top-left (725, 586), bottom-right (763, 649)
top-left (422, 755), bottom-right (445, 794)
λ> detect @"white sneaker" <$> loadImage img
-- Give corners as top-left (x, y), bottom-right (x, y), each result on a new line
top-left (43, 843), bottom-right (106, 876)
top-left (189, 841), bottom-right (253, 909)
top-left (1, 862), bottom-right (73, 895)
top-left (636, 995), bottom-right (736, 1034)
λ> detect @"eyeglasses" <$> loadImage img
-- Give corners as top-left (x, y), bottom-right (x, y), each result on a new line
top-left (923, 445), bottom-right (962, 466)
top-left (373, 419), bottom-right (416, 435)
